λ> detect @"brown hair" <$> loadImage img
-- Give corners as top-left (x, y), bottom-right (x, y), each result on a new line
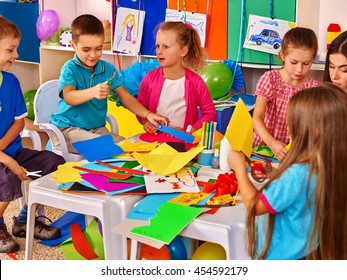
top-left (156, 21), bottom-right (206, 73)
top-left (323, 31), bottom-right (347, 82)
top-left (71, 14), bottom-right (104, 43)
top-left (279, 27), bottom-right (318, 62)
top-left (248, 83), bottom-right (347, 259)
top-left (0, 16), bottom-right (21, 40)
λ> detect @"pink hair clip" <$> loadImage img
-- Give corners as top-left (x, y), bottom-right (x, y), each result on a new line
top-left (185, 22), bottom-right (192, 30)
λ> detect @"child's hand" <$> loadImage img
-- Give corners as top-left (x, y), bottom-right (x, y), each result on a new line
top-left (143, 121), bottom-right (157, 135)
top-left (92, 82), bottom-right (111, 99)
top-left (146, 112), bottom-right (169, 128)
top-left (4, 156), bottom-right (28, 181)
top-left (268, 139), bottom-right (287, 161)
top-left (227, 150), bottom-right (247, 174)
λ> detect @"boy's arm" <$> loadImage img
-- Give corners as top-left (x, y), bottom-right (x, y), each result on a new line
top-left (115, 86), bottom-right (168, 127)
top-left (62, 82), bottom-right (111, 106)
top-left (0, 118), bottom-right (25, 152)
top-left (253, 96), bottom-right (287, 160)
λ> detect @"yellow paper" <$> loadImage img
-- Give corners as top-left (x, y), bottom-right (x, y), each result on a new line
top-left (52, 162), bottom-right (83, 183)
top-left (224, 99), bottom-right (253, 158)
top-left (169, 192), bottom-right (210, 206)
top-left (120, 139), bottom-right (157, 152)
top-left (132, 143), bottom-right (205, 176)
top-left (207, 194), bottom-right (234, 205)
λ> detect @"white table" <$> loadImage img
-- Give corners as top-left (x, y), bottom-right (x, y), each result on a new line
top-left (25, 173), bottom-right (143, 260)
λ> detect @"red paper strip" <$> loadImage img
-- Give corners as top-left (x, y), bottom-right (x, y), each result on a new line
top-left (96, 160), bottom-right (149, 175)
top-left (70, 223), bottom-right (98, 260)
top-left (73, 166), bottom-right (132, 180)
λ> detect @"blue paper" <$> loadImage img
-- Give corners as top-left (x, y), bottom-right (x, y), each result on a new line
top-left (156, 125), bottom-right (194, 144)
top-left (39, 212), bottom-right (86, 246)
top-left (72, 135), bottom-right (124, 162)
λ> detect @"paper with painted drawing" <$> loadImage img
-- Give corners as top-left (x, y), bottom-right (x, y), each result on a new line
top-left (224, 98), bottom-right (253, 158)
top-left (132, 143), bottom-right (204, 176)
top-left (144, 167), bottom-right (199, 193)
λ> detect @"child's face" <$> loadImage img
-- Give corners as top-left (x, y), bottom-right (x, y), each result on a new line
top-left (329, 53), bottom-right (347, 93)
top-left (0, 36), bottom-right (20, 71)
top-left (281, 47), bottom-right (314, 84)
top-left (71, 34), bottom-right (104, 71)
top-left (155, 30), bottom-right (188, 69)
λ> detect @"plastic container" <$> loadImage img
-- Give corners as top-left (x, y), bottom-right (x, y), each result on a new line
top-left (219, 137), bottom-right (231, 171)
top-left (211, 149), bottom-right (220, 169)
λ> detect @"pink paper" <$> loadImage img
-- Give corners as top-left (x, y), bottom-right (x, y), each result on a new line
top-left (80, 173), bottom-right (138, 193)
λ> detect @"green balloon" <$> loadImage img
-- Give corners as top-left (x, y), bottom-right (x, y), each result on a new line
top-left (201, 62), bottom-right (233, 100)
top-left (23, 89), bottom-right (37, 121)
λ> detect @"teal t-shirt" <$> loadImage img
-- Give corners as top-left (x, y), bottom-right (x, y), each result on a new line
top-left (257, 163), bottom-right (317, 259)
top-left (51, 53), bottom-right (122, 130)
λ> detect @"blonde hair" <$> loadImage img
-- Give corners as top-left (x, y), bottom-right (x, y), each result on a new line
top-left (157, 21), bottom-right (206, 73)
top-left (122, 14), bottom-right (136, 29)
top-left (248, 83), bottom-right (347, 259)
top-left (0, 16), bottom-right (21, 40)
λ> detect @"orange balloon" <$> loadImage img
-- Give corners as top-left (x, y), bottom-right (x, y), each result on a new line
top-left (127, 239), bottom-right (171, 260)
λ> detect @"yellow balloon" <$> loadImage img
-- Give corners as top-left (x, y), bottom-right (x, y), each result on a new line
top-left (191, 242), bottom-right (226, 260)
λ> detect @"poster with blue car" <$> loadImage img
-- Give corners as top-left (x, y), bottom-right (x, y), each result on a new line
top-left (243, 15), bottom-right (296, 55)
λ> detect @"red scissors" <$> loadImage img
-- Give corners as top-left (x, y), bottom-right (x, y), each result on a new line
top-left (243, 153), bottom-right (272, 183)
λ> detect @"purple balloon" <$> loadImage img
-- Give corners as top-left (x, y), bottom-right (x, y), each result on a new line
top-left (36, 10), bottom-right (60, 40)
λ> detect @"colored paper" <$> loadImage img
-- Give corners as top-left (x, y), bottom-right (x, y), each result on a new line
top-left (119, 139), bottom-right (158, 152)
top-left (39, 212), bottom-right (86, 246)
top-left (144, 167), bottom-right (200, 194)
top-left (60, 219), bottom-right (104, 260)
top-left (52, 162), bottom-right (83, 183)
top-left (80, 173), bottom-right (142, 194)
top-left (132, 143), bottom-right (204, 176)
top-left (224, 99), bottom-right (253, 158)
top-left (126, 193), bottom-right (179, 221)
top-left (169, 192), bottom-right (210, 206)
top-left (140, 132), bottom-right (184, 143)
top-left (70, 223), bottom-right (99, 260)
top-left (71, 135), bottom-right (124, 162)
top-left (130, 202), bottom-right (203, 244)
top-left (156, 125), bottom-right (194, 144)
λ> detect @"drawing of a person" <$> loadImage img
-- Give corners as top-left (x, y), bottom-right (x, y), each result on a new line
top-left (121, 13), bottom-right (136, 53)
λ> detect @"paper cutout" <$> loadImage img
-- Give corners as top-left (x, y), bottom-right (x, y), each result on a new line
top-left (39, 212), bottom-right (86, 246)
top-left (126, 193), bottom-right (179, 221)
top-left (60, 219), bottom-right (104, 260)
top-left (156, 125), bottom-right (194, 144)
top-left (144, 167), bottom-right (200, 193)
top-left (132, 143), bottom-right (204, 176)
top-left (80, 173), bottom-right (142, 194)
top-left (52, 162), bottom-right (83, 183)
top-left (96, 160), bottom-right (149, 175)
top-left (169, 192), bottom-right (210, 206)
top-left (119, 139), bottom-right (158, 152)
top-left (224, 99), bottom-right (253, 158)
top-left (70, 223), bottom-right (98, 260)
top-left (112, 218), bottom-right (165, 249)
top-left (140, 132), bottom-right (184, 144)
top-left (130, 202), bottom-right (203, 244)
top-left (73, 166), bottom-right (132, 180)
top-left (72, 135), bottom-right (124, 162)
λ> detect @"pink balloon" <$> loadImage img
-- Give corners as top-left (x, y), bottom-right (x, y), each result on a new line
top-left (36, 10), bottom-right (60, 40)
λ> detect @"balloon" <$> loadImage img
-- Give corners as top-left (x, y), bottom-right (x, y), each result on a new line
top-left (36, 10), bottom-right (60, 40)
top-left (167, 236), bottom-right (187, 260)
top-left (191, 242), bottom-right (226, 260)
top-left (201, 62), bottom-right (233, 100)
top-left (23, 89), bottom-right (37, 121)
top-left (127, 239), bottom-right (171, 260)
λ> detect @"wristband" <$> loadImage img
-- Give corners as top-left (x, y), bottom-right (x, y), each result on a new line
top-left (145, 111), bottom-right (152, 119)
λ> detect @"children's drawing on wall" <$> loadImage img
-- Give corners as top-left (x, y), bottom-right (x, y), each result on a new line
top-left (243, 15), bottom-right (296, 55)
top-left (165, 9), bottom-right (206, 47)
top-left (113, 7), bottom-right (145, 54)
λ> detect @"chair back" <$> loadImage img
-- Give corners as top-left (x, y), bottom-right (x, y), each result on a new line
top-left (33, 79), bottom-right (60, 124)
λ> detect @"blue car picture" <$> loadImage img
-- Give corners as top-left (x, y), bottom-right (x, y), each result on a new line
top-left (250, 29), bottom-right (282, 50)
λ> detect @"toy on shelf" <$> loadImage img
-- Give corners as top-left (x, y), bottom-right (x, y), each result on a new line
top-left (60, 29), bottom-right (72, 47)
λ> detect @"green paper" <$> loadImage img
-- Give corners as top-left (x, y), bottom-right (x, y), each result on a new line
top-left (109, 176), bottom-right (145, 184)
top-left (252, 144), bottom-right (274, 157)
top-left (130, 202), bottom-right (203, 244)
top-left (60, 219), bottom-right (105, 260)
top-left (228, 0), bottom-right (296, 65)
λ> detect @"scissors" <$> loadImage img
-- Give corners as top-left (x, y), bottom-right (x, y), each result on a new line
top-left (23, 168), bottom-right (42, 178)
top-left (107, 71), bottom-right (116, 86)
top-left (243, 153), bottom-right (272, 183)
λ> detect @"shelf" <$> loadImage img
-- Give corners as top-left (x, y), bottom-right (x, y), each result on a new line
top-left (240, 62), bottom-right (325, 71)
